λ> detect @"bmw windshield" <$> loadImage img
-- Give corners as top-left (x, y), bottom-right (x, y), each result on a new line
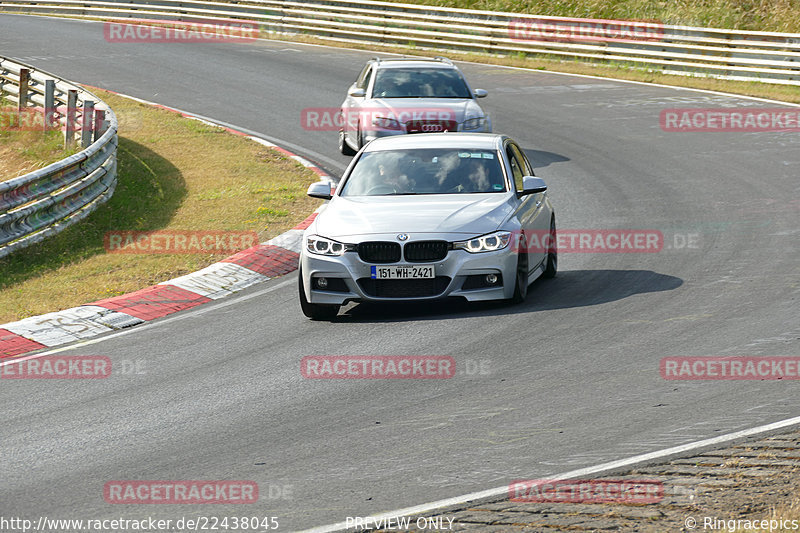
top-left (339, 148), bottom-right (507, 196)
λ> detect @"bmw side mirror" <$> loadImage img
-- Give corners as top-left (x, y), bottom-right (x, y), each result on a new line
top-left (473, 89), bottom-right (488, 98)
top-left (348, 88), bottom-right (366, 98)
top-left (307, 181), bottom-right (333, 200)
top-left (520, 175), bottom-right (547, 195)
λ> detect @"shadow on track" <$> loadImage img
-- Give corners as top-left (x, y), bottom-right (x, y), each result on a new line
top-left (522, 149), bottom-right (570, 169)
top-left (338, 269), bottom-right (683, 323)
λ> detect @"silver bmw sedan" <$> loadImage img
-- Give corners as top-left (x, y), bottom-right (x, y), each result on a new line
top-left (300, 133), bottom-right (556, 320)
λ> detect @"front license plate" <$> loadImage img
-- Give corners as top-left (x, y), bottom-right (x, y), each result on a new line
top-left (371, 265), bottom-right (435, 279)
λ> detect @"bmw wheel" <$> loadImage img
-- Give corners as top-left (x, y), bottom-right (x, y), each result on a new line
top-left (338, 128), bottom-right (356, 156)
top-left (543, 216), bottom-right (557, 279)
top-left (511, 237), bottom-right (529, 304)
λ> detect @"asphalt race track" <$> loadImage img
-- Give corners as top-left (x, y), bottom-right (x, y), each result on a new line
top-left (1, 14), bottom-right (799, 531)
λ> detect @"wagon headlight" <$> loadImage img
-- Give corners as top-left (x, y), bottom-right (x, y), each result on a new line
top-left (372, 116), bottom-right (402, 130)
top-left (306, 235), bottom-right (353, 256)
top-left (453, 231), bottom-right (512, 253)
top-left (461, 117), bottom-right (486, 131)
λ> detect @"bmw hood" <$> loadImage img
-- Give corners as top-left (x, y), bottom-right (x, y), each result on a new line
top-left (312, 194), bottom-right (515, 239)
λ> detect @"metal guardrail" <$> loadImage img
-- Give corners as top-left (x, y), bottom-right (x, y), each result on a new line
top-left (1, 0), bottom-right (800, 84)
top-left (0, 56), bottom-right (118, 259)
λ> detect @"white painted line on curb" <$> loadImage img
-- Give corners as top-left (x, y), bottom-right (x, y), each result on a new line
top-left (0, 276), bottom-right (296, 366)
top-left (163, 262), bottom-right (268, 300)
top-left (3, 305), bottom-right (143, 347)
top-left (299, 414), bottom-right (800, 533)
top-left (266, 229), bottom-right (304, 254)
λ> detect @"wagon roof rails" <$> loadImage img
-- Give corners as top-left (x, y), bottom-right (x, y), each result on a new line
top-left (370, 56), bottom-right (454, 65)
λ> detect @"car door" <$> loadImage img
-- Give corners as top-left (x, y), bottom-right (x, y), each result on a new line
top-left (343, 64), bottom-right (372, 148)
top-left (506, 142), bottom-right (549, 271)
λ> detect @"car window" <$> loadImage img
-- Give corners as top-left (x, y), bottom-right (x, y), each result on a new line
top-left (511, 144), bottom-right (534, 176)
top-left (506, 144), bottom-right (526, 192)
top-left (356, 66), bottom-right (372, 91)
top-left (340, 149), bottom-right (506, 196)
top-left (371, 68), bottom-right (471, 98)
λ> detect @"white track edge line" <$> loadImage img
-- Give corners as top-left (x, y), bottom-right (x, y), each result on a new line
top-left (6, 13), bottom-right (800, 107)
top-left (8, 13), bottom-right (800, 108)
top-left (100, 88), bottom-right (346, 173)
top-left (44, 17), bottom-right (800, 530)
top-left (6, 20), bottom-right (800, 524)
top-left (0, 276), bottom-right (296, 364)
top-left (300, 414), bottom-right (800, 532)
top-left (101, 15), bottom-right (800, 107)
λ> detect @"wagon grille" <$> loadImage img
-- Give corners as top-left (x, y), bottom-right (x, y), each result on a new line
top-left (405, 119), bottom-right (457, 133)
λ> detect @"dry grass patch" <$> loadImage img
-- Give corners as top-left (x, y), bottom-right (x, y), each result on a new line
top-left (0, 101), bottom-right (77, 178)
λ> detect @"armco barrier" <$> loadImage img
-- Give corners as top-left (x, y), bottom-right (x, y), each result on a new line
top-left (1, 0), bottom-right (799, 84)
top-left (0, 56), bottom-right (117, 259)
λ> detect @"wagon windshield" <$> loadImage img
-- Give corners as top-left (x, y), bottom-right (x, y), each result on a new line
top-left (372, 68), bottom-right (472, 98)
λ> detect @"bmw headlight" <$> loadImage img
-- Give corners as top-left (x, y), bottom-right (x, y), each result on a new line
top-left (306, 235), bottom-right (352, 256)
top-left (453, 231), bottom-right (512, 253)
top-left (461, 117), bottom-right (486, 131)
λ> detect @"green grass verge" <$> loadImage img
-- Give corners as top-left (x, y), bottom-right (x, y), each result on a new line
top-left (0, 98), bottom-right (78, 178)
top-left (0, 89), bottom-right (322, 323)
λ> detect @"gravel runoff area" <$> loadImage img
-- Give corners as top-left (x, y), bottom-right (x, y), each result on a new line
top-left (367, 430), bottom-right (800, 532)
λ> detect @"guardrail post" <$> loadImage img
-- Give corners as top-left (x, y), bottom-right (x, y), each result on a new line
top-left (44, 79), bottom-right (57, 130)
top-left (17, 68), bottom-right (30, 113)
top-left (81, 100), bottom-right (95, 147)
top-left (17, 68), bottom-right (30, 128)
top-left (65, 89), bottom-right (78, 148)
top-left (94, 109), bottom-right (107, 141)
top-left (0, 54), bottom-right (119, 260)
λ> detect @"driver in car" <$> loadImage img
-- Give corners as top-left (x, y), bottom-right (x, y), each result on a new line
top-left (373, 163), bottom-right (413, 194)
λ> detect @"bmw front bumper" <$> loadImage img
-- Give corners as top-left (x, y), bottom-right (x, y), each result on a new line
top-left (300, 234), bottom-right (519, 305)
